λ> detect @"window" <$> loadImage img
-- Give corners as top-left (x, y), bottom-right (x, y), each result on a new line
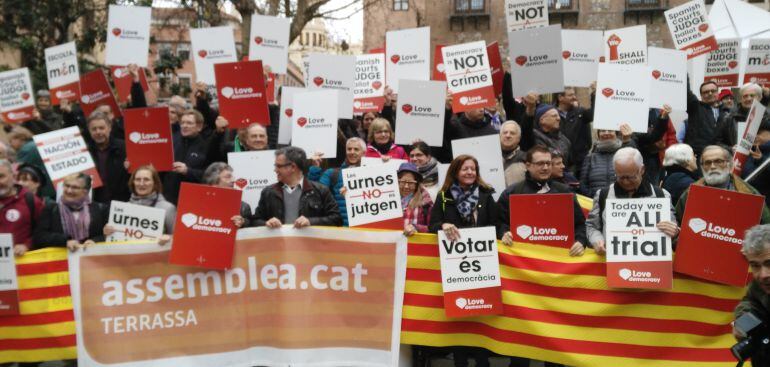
top-left (177, 43), bottom-right (191, 60)
top-left (548, 0), bottom-right (572, 9)
top-left (627, 0), bottom-right (661, 7)
top-left (455, 0), bottom-right (484, 12)
top-left (393, 0), bottom-right (409, 10)
top-left (157, 43), bottom-right (173, 60)
top-left (178, 74), bottom-right (192, 91)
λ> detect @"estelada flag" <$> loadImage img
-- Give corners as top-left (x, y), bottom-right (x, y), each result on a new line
top-left (79, 69), bottom-right (122, 119)
top-left (123, 107), bottom-right (174, 172)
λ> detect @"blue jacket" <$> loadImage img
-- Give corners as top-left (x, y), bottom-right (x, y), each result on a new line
top-left (309, 164), bottom-right (350, 226)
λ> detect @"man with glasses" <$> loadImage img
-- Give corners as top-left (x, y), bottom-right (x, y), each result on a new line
top-left (675, 145), bottom-right (770, 224)
top-left (685, 80), bottom-right (729, 158)
top-left (716, 83), bottom-right (770, 149)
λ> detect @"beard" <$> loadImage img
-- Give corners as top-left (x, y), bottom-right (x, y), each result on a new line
top-left (703, 169), bottom-right (730, 186)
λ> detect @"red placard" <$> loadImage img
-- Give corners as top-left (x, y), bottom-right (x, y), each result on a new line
top-left (674, 185), bottom-right (765, 286)
top-left (123, 107), bottom-right (174, 172)
top-left (50, 82), bottom-right (81, 106)
top-left (214, 60), bottom-right (270, 128)
top-left (110, 66), bottom-right (150, 103)
top-left (487, 42), bottom-right (504, 97)
top-left (0, 106), bottom-right (35, 124)
top-left (443, 286), bottom-right (504, 318)
top-left (79, 69), bottom-right (122, 119)
top-left (266, 73), bottom-right (276, 104)
top-left (0, 290), bottom-right (19, 316)
top-left (169, 183), bottom-right (242, 270)
top-left (433, 44), bottom-right (446, 81)
top-left (369, 47), bottom-right (385, 54)
top-left (509, 193), bottom-right (574, 248)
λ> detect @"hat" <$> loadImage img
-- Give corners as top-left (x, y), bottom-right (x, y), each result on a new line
top-left (36, 90), bottom-right (50, 98)
top-left (17, 163), bottom-right (45, 183)
top-left (397, 162), bottom-right (423, 182)
top-left (718, 89), bottom-right (733, 101)
top-left (534, 104), bottom-right (557, 123)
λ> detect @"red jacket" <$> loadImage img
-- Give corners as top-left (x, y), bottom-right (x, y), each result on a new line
top-left (364, 144), bottom-right (408, 160)
top-left (0, 186), bottom-right (44, 249)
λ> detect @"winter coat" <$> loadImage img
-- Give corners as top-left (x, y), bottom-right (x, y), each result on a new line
top-left (162, 131), bottom-right (210, 204)
top-left (685, 85), bottom-right (729, 156)
top-left (742, 140), bottom-right (770, 207)
top-left (661, 165), bottom-right (699, 207)
top-left (503, 148), bottom-right (527, 187)
top-left (308, 163), bottom-right (353, 226)
top-left (364, 144), bottom-right (408, 160)
top-left (88, 138), bottom-right (131, 204)
top-left (429, 185), bottom-right (499, 234)
top-left (252, 178), bottom-right (342, 227)
top-left (557, 96), bottom-right (595, 178)
top-left (675, 175), bottom-right (770, 225)
top-left (579, 140), bottom-right (625, 197)
top-left (33, 201), bottom-right (109, 247)
top-left (0, 186), bottom-right (44, 248)
top-left (403, 186), bottom-right (434, 233)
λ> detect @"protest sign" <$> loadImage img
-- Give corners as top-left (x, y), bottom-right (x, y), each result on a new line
top-left (353, 53), bottom-right (385, 114)
top-left (395, 79), bottom-right (446, 147)
top-left (105, 5), bottom-right (151, 67)
top-left (438, 226), bottom-right (503, 318)
top-left (508, 25), bottom-right (565, 96)
top-left (342, 164), bottom-right (402, 227)
top-left (79, 69), bottom-right (122, 119)
top-left (561, 29), bottom-right (603, 87)
top-left (308, 53), bottom-right (355, 119)
top-left (732, 99), bottom-right (766, 175)
top-left (190, 26), bottom-right (237, 85)
top-left (106, 201), bottom-right (165, 242)
top-left (266, 73), bottom-right (276, 103)
top-left (291, 90), bottom-right (339, 158)
top-left (704, 38), bottom-right (741, 88)
top-left (433, 44), bottom-right (446, 81)
top-left (509, 194), bottom-right (574, 248)
top-left (594, 63), bottom-right (651, 133)
top-left (452, 135), bottom-right (506, 200)
top-left (744, 38), bottom-right (770, 86)
top-left (228, 150), bottom-right (276, 215)
top-left (664, 0), bottom-right (718, 58)
top-left (111, 66), bottom-right (150, 104)
top-left (0, 68), bottom-right (34, 123)
top-left (33, 126), bottom-right (103, 188)
top-left (302, 55), bottom-right (310, 86)
top-left (605, 198), bottom-right (673, 289)
top-left (44, 42), bottom-right (80, 105)
top-left (675, 185), bottom-right (765, 286)
top-left (361, 157), bottom-right (407, 169)
top-left (278, 86), bottom-right (303, 145)
top-left (169, 183), bottom-right (241, 270)
top-left (648, 47), bottom-right (687, 111)
top-left (0, 234), bottom-right (18, 316)
top-left (487, 42), bottom-right (504, 96)
top-left (603, 25), bottom-right (648, 65)
top-left (123, 107), bottom-right (174, 172)
top-left (386, 27), bottom-right (430, 92)
top-left (248, 14), bottom-right (290, 74)
top-left (442, 41), bottom-right (496, 112)
top-left (505, 0), bottom-right (548, 32)
top-left (214, 60), bottom-right (270, 128)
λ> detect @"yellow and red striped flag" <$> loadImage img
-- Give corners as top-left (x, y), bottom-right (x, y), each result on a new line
top-left (577, 193), bottom-right (593, 218)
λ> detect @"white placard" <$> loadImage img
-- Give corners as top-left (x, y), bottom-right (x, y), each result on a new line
top-left (664, 0), bottom-right (717, 58)
top-left (508, 25), bottom-right (565, 96)
top-left (33, 126), bottom-right (98, 183)
top-left (438, 226), bottom-right (501, 292)
top-left (45, 42), bottom-right (79, 89)
top-left (605, 199), bottom-right (672, 263)
top-left (354, 53), bottom-right (385, 111)
top-left (594, 63), bottom-right (651, 133)
top-left (561, 30), bottom-right (603, 87)
top-left (744, 38), bottom-right (770, 86)
top-left (0, 68), bottom-right (34, 116)
top-left (228, 150), bottom-right (276, 215)
top-left (505, 0), bottom-right (549, 32)
top-left (395, 79), bottom-right (446, 147)
top-left (278, 86), bottom-right (303, 145)
top-left (191, 26), bottom-right (238, 84)
top-left (105, 5), bottom-right (151, 67)
top-left (451, 135), bottom-right (506, 200)
top-left (248, 14), bottom-right (290, 75)
top-left (0, 234), bottom-right (17, 292)
top-left (603, 25), bottom-right (648, 65)
top-left (360, 157), bottom-right (408, 171)
top-left (106, 201), bottom-right (166, 242)
top-left (442, 41), bottom-right (495, 112)
top-left (648, 47), bottom-right (687, 111)
top-left (704, 38), bottom-right (741, 88)
top-left (342, 164), bottom-right (403, 227)
top-left (385, 27), bottom-right (430, 93)
top-left (291, 90), bottom-right (339, 158)
top-left (308, 53), bottom-right (355, 119)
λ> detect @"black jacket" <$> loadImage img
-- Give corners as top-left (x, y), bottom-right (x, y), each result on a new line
top-left (661, 165), bottom-right (699, 207)
top-left (33, 201), bottom-right (109, 247)
top-left (163, 131), bottom-right (210, 204)
top-left (252, 178), bottom-right (342, 226)
top-left (716, 105), bottom-right (770, 149)
top-left (429, 186), bottom-right (499, 234)
top-left (88, 138), bottom-right (131, 204)
top-left (685, 84), bottom-right (728, 156)
top-left (558, 96), bottom-right (595, 177)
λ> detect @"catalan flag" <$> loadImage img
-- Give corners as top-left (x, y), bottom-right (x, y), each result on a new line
top-left (577, 194), bottom-right (593, 218)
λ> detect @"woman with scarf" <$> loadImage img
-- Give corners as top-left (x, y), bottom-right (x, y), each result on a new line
top-left (34, 173), bottom-right (109, 251)
top-left (398, 163), bottom-right (433, 236)
top-left (579, 124), bottom-right (634, 197)
top-left (408, 142), bottom-right (440, 200)
top-left (364, 118), bottom-right (408, 161)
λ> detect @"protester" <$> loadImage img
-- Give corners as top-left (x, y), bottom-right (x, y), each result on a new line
top-left (580, 125), bottom-right (633, 197)
top-left (311, 137), bottom-right (366, 226)
top-left (408, 142), bottom-right (441, 200)
top-left (125, 165), bottom-right (176, 236)
top-left (635, 106), bottom-right (676, 184)
top-left (365, 118), bottom-right (407, 161)
top-left (525, 104), bottom-right (572, 167)
top-left (398, 162), bottom-right (433, 236)
top-left (444, 107), bottom-right (499, 160)
top-left (86, 111), bottom-right (131, 204)
top-left (685, 81), bottom-right (729, 158)
top-left (500, 120), bottom-right (527, 187)
top-left (16, 163), bottom-right (52, 204)
top-left (551, 149), bottom-right (580, 192)
top-left (6, 125), bottom-right (33, 152)
top-left (22, 90), bottom-right (62, 135)
top-left (201, 162), bottom-right (250, 228)
top-left (0, 141), bottom-right (15, 162)
top-left (0, 159), bottom-right (44, 256)
top-left (742, 122), bottom-right (770, 206)
top-left (207, 119), bottom-right (270, 162)
top-left (733, 224), bottom-right (770, 365)
top-left (163, 109), bottom-right (211, 204)
top-left (554, 86), bottom-right (595, 178)
top-left (661, 144), bottom-right (699, 207)
top-left (716, 83), bottom-right (770, 149)
top-left (718, 89), bottom-right (734, 111)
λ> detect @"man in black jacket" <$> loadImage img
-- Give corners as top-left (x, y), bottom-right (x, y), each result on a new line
top-left (163, 109), bottom-right (211, 204)
top-left (685, 80), bottom-right (728, 157)
top-left (86, 112), bottom-right (131, 204)
top-left (716, 83), bottom-right (770, 149)
top-left (554, 86), bottom-right (595, 179)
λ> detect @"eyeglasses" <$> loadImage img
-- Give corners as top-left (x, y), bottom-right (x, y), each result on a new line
top-left (531, 161), bottom-right (552, 167)
top-left (701, 89), bottom-right (718, 95)
top-left (702, 159), bottom-right (728, 168)
top-left (398, 180), bottom-right (418, 187)
top-left (63, 183), bottom-right (85, 191)
top-left (274, 162), bottom-right (292, 169)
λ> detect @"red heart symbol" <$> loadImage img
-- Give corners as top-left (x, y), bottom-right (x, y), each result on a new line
top-left (515, 55), bottom-right (527, 66)
top-left (254, 36), bottom-right (263, 45)
top-left (698, 24), bottom-right (709, 33)
top-left (390, 55), bottom-right (401, 64)
top-left (313, 76), bottom-right (324, 86)
top-left (235, 178), bottom-right (248, 189)
top-left (285, 108), bottom-right (293, 117)
top-left (297, 117), bottom-right (308, 127)
top-left (198, 50), bottom-right (208, 58)
top-left (372, 81), bottom-right (382, 90)
top-left (652, 70), bottom-right (661, 79)
top-left (562, 51), bottom-right (571, 59)
top-left (112, 28), bottom-right (122, 37)
top-left (20, 92), bottom-right (30, 100)
top-left (728, 60), bottom-right (738, 69)
top-left (402, 104), bottom-right (413, 114)
top-left (602, 88), bottom-right (614, 97)
top-left (599, 56), bottom-right (606, 63)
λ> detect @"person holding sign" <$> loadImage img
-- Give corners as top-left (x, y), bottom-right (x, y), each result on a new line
top-left (733, 224), bottom-right (770, 366)
top-left (86, 112), bottom-right (131, 204)
top-left (580, 125), bottom-right (634, 197)
top-left (398, 163), bottom-right (434, 236)
top-left (365, 118), bottom-right (408, 161)
top-left (742, 123), bottom-right (770, 206)
top-left (0, 160), bottom-right (44, 256)
top-left (553, 86), bottom-right (596, 178)
top-left (163, 110), bottom-right (212, 204)
top-left (201, 162), bottom-right (251, 229)
top-left (686, 81), bottom-right (730, 158)
top-left (717, 83), bottom-right (770, 150)
top-left (309, 137), bottom-right (366, 226)
top-left (408, 142), bottom-right (442, 200)
top-left (523, 104), bottom-right (572, 167)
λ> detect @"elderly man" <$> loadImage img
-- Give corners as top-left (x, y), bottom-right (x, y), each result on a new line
top-left (675, 145), bottom-right (770, 224)
top-left (500, 121), bottom-right (527, 186)
top-left (716, 83), bottom-right (770, 149)
top-left (586, 147), bottom-right (679, 254)
top-left (733, 224), bottom-right (770, 365)
top-left (0, 159), bottom-right (44, 256)
top-left (308, 137), bottom-right (366, 226)
top-left (554, 86), bottom-right (595, 178)
top-left (162, 110), bottom-right (212, 204)
top-left (525, 104), bottom-right (572, 167)
top-left (686, 80), bottom-right (730, 157)
top-left (86, 111), bottom-right (130, 203)
top-left (661, 144), bottom-right (699, 207)
top-left (207, 120), bottom-right (269, 162)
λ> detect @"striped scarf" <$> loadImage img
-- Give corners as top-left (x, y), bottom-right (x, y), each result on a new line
top-left (449, 183), bottom-right (479, 220)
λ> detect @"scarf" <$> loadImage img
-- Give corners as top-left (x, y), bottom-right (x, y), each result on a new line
top-left (449, 183), bottom-right (480, 220)
top-left (401, 193), bottom-right (414, 210)
top-left (129, 192), bottom-right (161, 207)
top-left (418, 158), bottom-right (439, 185)
top-left (372, 141), bottom-right (392, 155)
top-left (595, 138), bottom-right (622, 153)
top-left (59, 197), bottom-right (90, 242)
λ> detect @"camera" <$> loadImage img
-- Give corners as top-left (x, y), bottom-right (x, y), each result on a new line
top-left (731, 312), bottom-right (770, 365)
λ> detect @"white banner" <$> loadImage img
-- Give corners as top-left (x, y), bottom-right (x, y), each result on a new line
top-left (648, 47), bottom-right (687, 111)
top-left (594, 63), bottom-right (651, 133)
top-left (278, 86), bottom-right (303, 145)
top-left (248, 14), bottom-right (290, 75)
top-left (438, 226), bottom-right (501, 292)
top-left (508, 25), bottom-right (565, 96)
top-left (561, 30), bottom-right (603, 87)
top-left (603, 25), bottom-right (648, 65)
top-left (291, 90), bottom-right (339, 158)
top-left (308, 53), bottom-right (355, 119)
top-left (45, 42), bottom-right (79, 89)
top-left (442, 41), bottom-right (496, 112)
top-left (385, 27), bottom-right (430, 93)
top-left (33, 126), bottom-right (99, 184)
top-left (395, 79), bottom-right (447, 147)
top-left (451, 135), bottom-right (506, 200)
top-left (704, 38), bottom-right (741, 88)
top-left (106, 201), bottom-right (166, 242)
top-left (190, 26), bottom-right (238, 85)
top-left (228, 150), bottom-right (276, 215)
top-left (505, 0), bottom-right (549, 32)
top-left (105, 5), bottom-right (151, 67)
top-left (744, 39), bottom-right (770, 86)
top-left (342, 164), bottom-right (402, 227)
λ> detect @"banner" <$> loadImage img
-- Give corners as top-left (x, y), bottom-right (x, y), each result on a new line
top-left (432, 44), bottom-right (446, 81)
top-left (704, 38), bottom-right (741, 88)
top-left (487, 42), bottom-right (504, 96)
top-left (342, 164), bottom-right (402, 227)
top-left (79, 69), bottom-right (122, 119)
top-left (0, 234), bottom-right (19, 316)
top-left (594, 63), bottom-right (651, 133)
top-left (248, 14), bottom-right (290, 75)
top-left (291, 90), bottom-right (339, 158)
top-left (451, 135), bottom-right (506, 200)
top-left (438, 226), bottom-right (503, 318)
top-left (354, 53), bottom-right (385, 113)
top-left (743, 38), bottom-right (770, 86)
top-left (561, 30), bottom-right (603, 87)
top-left (674, 185), bottom-right (765, 286)
top-left (110, 66), bottom-right (150, 104)
top-left (505, 0), bottom-right (548, 32)
top-left (105, 5), bottom-right (151, 67)
top-left (190, 26), bottom-right (237, 85)
top-left (277, 86), bottom-right (303, 145)
top-left (33, 126), bottom-right (103, 188)
top-left (0, 68), bottom-right (35, 123)
top-left (509, 194), bottom-right (574, 248)
top-left (442, 41), bottom-right (496, 113)
top-left (732, 99), bottom-right (767, 175)
top-left (69, 228), bottom-right (406, 367)
top-left (394, 80), bottom-right (446, 147)
top-left (123, 107), bottom-right (174, 172)
top-left (227, 150), bottom-right (276, 215)
top-left (169, 183), bottom-right (241, 270)
top-left (214, 60), bottom-right (270, 128)
top-left (508, 25), bottom-right (565, 96)
top-left (603, 25), bottom-right (647, 65)
top-left (106, 201), bottom-right (165, 242)
top-left (308, 53), bottom-right (355, 119)
top-left (44, 42), bottom-right (80, 105)
top-left (648, 47), bottom-right (687, 111)
top-left (385, 27), bottom-right (430, 92)
top-left (664, 0), bottom-right (717, 59)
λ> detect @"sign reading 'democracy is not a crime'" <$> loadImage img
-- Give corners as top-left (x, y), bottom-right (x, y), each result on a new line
top-left (342, 164), bottom-right (402, 227)
top-left (291, 90), bottom-right (339, 158)
top-left (505, 0), bottom-right (548, 32)
top-left (508, 25), bottom-right (564, 96)
top-left (44, 42), bottom-right (80, 105)
top-left (704, 38), bottom-right (741, 88)
top-left (451, 135), bottom-right (506, 201)
top-left (605, 198), bottom-right (673, 289)
top-left (277, 86), bottom-right (303, 145)
top-left (438, 226), bottom-right (503, 318)
top-left (442, 41), bottom-right (496, 113)
top-left (744, 38), bottom-right (770, 86)
top-left (394, 79), bottom-right (446, 147)
top-left (190, 26), bottom-right (237, 85)
top-left (308, 53), bottom-right (355, 119)
top-left (105, 5), bottom-right (151, 67)
top-left (0, 234), bottom-right (19, 316)
top-left (106, 201), bottom-right (166, 242)
top-left (386, 27), bottom-right (430, 93)
top-left (123, 107), bottom-right (174, 172)
top-left (561, 29), bottom-right (603, 88)
top-left (215, 60), bottom-right (270, 128)
top-left (33, 126), bottom-right (103, 188)
top-left (594, 63), bottom-right (651, 133)
top-left (228, 150), bottom-right (276, 216)
top-left (509, 194), bottom-right (574, 248)
top-left (0, 68), bottom-right (34, 124)
top-left (248, 14), bottom-right (290, 74)
top-left (664, 0), bottom-right (717, 59)
top-left (354, 53), bottom-right (385, 113)
top-left (604, 25), bottom-right (647, 65)
top-left (648, 47), bottom-right (687, 111)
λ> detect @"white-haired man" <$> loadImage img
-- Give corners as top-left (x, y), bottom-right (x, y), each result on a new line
top-left (661, 144), bottom-right (699, 207)
top-left (733, 224), bottom-right (770, 365)
top-left (716, 83), bottom-right (770, 149)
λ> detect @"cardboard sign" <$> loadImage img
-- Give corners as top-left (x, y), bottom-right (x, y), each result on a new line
top-left (508, 25), bottom-right (565, 96)
top-left (442, 41), bottom-right (496, 113)
top-left (561, 30), bottom-right (603, 87)
top-left (248, 14), bottom-right (290, 75)
top-left (604, 25), bottom-right (648, 65)
top-left (509, 194), bottom-right (574, 248)
top-left (0, 68), bottom-right (34, 123)
top-left (664, 0), bottom-right (717, 59)
top-left (308, 53), bottom-right (355, 119)
top-left (123, 107), bottom-right (174, 172)
top-left (214, 60), bottom-right (270, 127)
top-left (342, 164), bottom-right (403, 227)
top-left (228, 150), bottom-right (276, 215)
top-left (106, 201), bottom-right (166, 242)
top-left (743, 38), bottom-right (770, 86)
top-left (111, 66), bottom-right (150, 104)
top-left (438, 226), bottom-right (503, 318)
top-left (0, 234), bottom-right (19, 316)
top-left (33, 126), bottom-right (103, 188)
top-left (733, 100), bottom-right (767, 175)
top-left (291, 90), bottom-right (339, 158)
top-left (648, 47), bottom-right (687, 111)
top-left (169, 183), bottom-right (241, 269)
top-left (674, 185), bottom-right (765, 286)
top-left (487, 42), bottom-right (504, 96)
top-left (394, 80), bottom-right (446, 147)
top-left (79, 69), bottom-right (122, 119)
top-left (704, 38), bottom-right (741, 88)
top-left (105, 5), bottom-right (151, 67)
top-left (451, 135), bottom-right (506, 200)
top-left (353, 53), bottom-right (385, 114)
top-left (190, 26), bottom-right (238, 85)
top-left (44, 42), bottom-right (80, 105)
top-left (278, 86), bottom-right (303, 145)
top-left (605, 198), bottom-right (673, 289)
top-left (433, 44), bottom-right (446, 82)
top-left (594, 63), bottom-right (651, 133)
top-left (505, 0), bottom-right (548, 32)
top-left (385, 27), bottom-right (430, 92)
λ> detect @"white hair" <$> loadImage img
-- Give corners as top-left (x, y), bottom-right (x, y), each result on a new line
top-left (500, 120), bottom-right (521, 134)
top-left (743, 224), bottom-right (770, 256)
top-left (613, 147), bottom-right (644, 168)
top-left (346, 137), bottom-right (366, 151)
top-left (741, 83), bottom-right (763, 98)
top-left (662, 144), bottom-right (695, 167)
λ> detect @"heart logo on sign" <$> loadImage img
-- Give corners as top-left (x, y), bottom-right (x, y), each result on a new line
top-left (20, 92), bottom-right (30, 100)
top-left (112, 28), bottom-right (122, 37)
top-left (619, 268), bottom-right (632, 280)
top-left (437, 63), bottom-right (445, 73)
top-left (455, 297), bottom-right (467, 309)
top-left (198, 50), bottom-right (208, 58)
top-left (181, 213), bottom-right (198, 228)
top-left (652, 70), bottom-right (662, 79)
top-left (728, 61), bottom-right (738, 69)
top-left (221, 86), bottom-right (234, 98)
top-left (129, 132), bottom-right (142, 143)
top-left (402, 104), bottom-right (413, 114)
top-left (516, 225), bottom-right (533, 240)
top-left (688, 218), bottom-right (707, 233)
top-left (390, 55), bottom-right (400, 64)
top-left (235, 178), bottom-right (248, 189)
top-left (297, 117), bottom-right (308, 127)
top-left (114, 68), bottom-right (124, 78)
top-left (254, 36), bottom-right (263, 45)
top-left (562, 51), bottom-right (571, 59)
top-left (285, 108), bottom-right (293, 117)
top-left (313, 76), bottom-right (324, 86)
top-left (515, 55), bottom-right (528, 66)
top-left (599, 56), bottom-right (606, 63)
top-left (81, 95), bottom-right (91, 104)
top-left (698, 24), bottom-right (709, 33)
top-left (372, 81), bottom-right (382, 90)
top-left (602, 88), bottom-right (614, 97)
